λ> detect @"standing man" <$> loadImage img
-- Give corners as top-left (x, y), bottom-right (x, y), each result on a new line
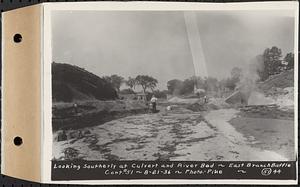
top-left (73, 103), bottom-right (78, 114)
top-left (150, 95), bottom-right (158, 113)
top-left (204, 95), bottom-right (208, 103)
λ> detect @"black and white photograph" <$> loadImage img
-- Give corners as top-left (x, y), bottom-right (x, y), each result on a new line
top-left (51, 9), bottom-right (296, 162)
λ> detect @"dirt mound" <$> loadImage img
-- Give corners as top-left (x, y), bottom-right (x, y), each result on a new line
top-left (248, 91), bottom-right (275, 105)
top-left (258, 70), bottom-right (294, 92)
top-left (186, 99), bottom-right (226, 112)
top-left (248, 87), bottom-right (294, 109)
top-left (186, 103), bottom-right (206, 112)
top-left (52, 63), bottom-right (117, 102)
top-left (209, 98), bottom-right (231, 109)
top-left (225, 70), bottom-right (294, 106)
top-left (271, 87), bottom-right (294, 109)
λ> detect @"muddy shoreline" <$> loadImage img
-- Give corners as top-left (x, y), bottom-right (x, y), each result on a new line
top-left (53, 108), bottom-right (149, 131)
top-left (52, 100), bottom-right (150, 131)
top-left (53, 105), bottom-right (294, 161)
top-left (229, 115), bottom-right (295, 160)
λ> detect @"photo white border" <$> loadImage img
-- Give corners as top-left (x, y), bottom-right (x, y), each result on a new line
top-left (42, 1), bottom-right (299, 184)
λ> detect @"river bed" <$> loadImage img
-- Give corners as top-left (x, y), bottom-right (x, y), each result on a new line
top-left (53, 108), bottom-right (293, 161)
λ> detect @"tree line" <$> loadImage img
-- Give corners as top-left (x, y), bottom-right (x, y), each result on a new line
top-left (257, 46), bottom-right (294, 81)
top-left (167, 46), bottom-right (294, 96)
top-left (103, 75), bottom-right (158, 94)
top-left (103, 46), bottom-right (294, 98)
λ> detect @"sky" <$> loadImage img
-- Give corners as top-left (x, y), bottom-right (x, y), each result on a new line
top-left (51, 10), bottom-right (295, 90)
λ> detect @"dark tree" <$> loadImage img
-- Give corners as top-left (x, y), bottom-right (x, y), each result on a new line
top-left (167, 79), bottom-right (183, 95)
top-left (103, 74), bottom-right (124, 92)
top-left (224, 78), bottom-right (237, 90)
top-left (152, 90), bottom-right (168, 99)
top-left (204, 77), bottom-right (219, 92)
top-left (261, 46), bottom-right (282, 80)
top-left (119, 88), bottom-right (135, 94)
top-left (126, 76), bottom-right (137, 90)
top-left (221, 67), bottom-right (243, 90)
top-left (180, 78), bottom-right (195, 95)
top-left (284, 52), bottom-right (294, 70)
top-left (135, 75), bottom-right (158, 93)
top-left (190, 76), bottom-right (205, 90)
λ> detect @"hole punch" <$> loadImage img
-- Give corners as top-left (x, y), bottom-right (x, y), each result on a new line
top-left (13, 33), bottom-right (22, 43)
top-left (13, 136), bottom-right (23, 146)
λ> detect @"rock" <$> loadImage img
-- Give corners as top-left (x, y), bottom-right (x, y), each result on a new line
top-left (83, 135), bottom-right (98, 144)
top-left (56, 130), bottom-right (67, 142)
top-left (83, 129), bottom-right (91, 135)
top-left (63, 147), bottom-right (79, 160)
top-left (187, 103), bottom-right (206, 112)
top-left (67, 130), bottom-right (83, 139)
